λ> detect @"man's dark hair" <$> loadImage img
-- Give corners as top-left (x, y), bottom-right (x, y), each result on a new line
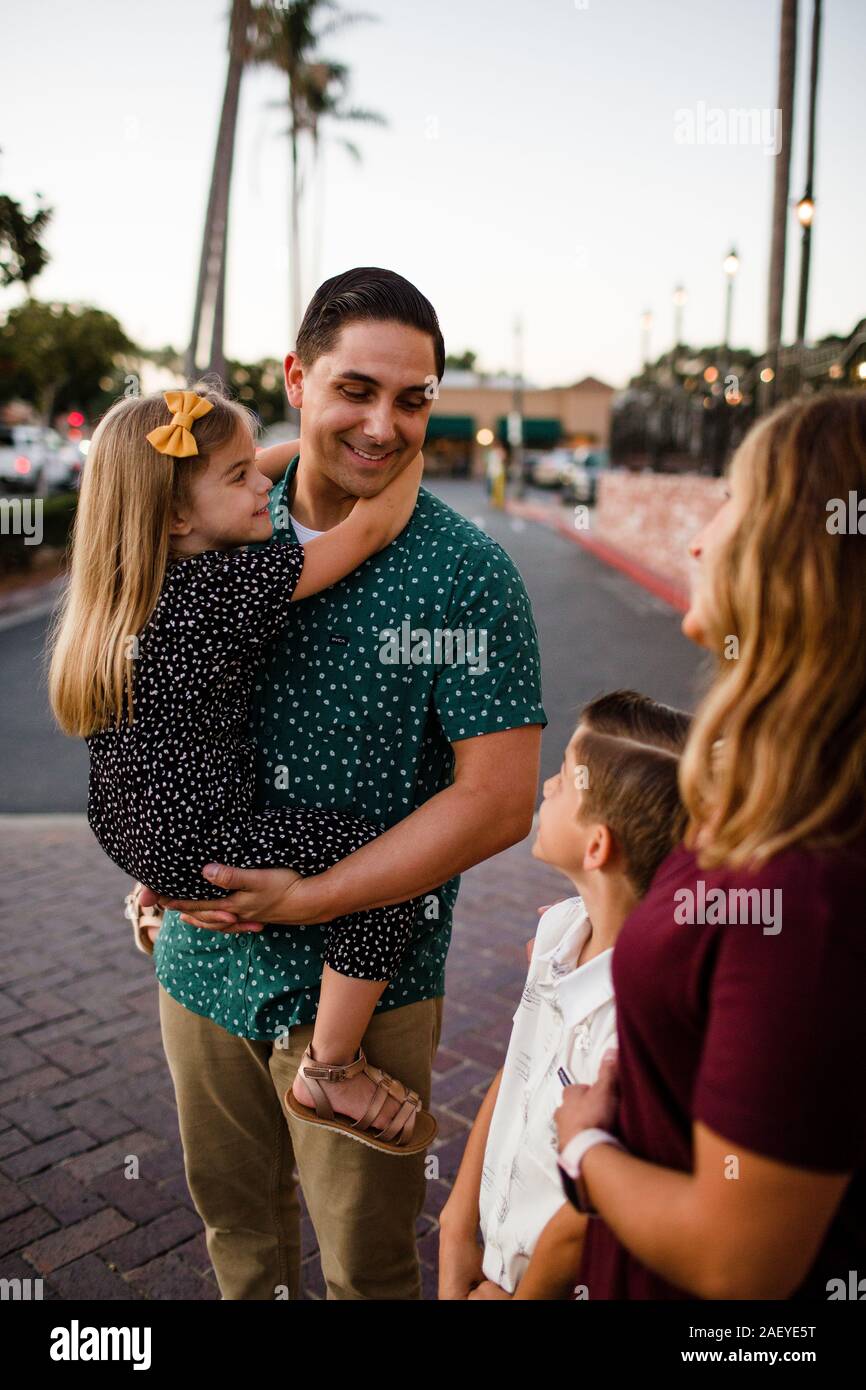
top-left (296, 267), bottom-right (445, 381)
top-left (580, 689), bottom-right (692, 754)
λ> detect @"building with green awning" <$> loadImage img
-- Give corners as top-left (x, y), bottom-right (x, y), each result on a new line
top-left (495, 417), bottom-right (562, 447)
top-left (426, 370), bottom-right (614, 476)
top-left (424, 414), bottom-right (476, 441)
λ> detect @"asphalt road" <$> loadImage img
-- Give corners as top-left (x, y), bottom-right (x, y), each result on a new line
top-left (0, 478), bottom-right (708, 813)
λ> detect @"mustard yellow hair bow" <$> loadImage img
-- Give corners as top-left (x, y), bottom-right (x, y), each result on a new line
top-left (146, 390), bottom-right (214, 458)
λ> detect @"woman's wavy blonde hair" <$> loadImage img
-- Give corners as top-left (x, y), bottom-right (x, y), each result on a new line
top-left (680, 388), bottom-right (866, 869)
top-left (47, 383), bottom-right (257, 738)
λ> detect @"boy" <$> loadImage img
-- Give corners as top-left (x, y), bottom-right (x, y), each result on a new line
top-left (438, 691), bottom-right (690, 1299)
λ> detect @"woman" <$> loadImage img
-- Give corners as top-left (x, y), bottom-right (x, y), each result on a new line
top-left (555, 390), bottom-right (866, 1299)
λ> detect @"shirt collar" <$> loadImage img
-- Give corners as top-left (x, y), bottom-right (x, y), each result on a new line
top-left (555, 947), bottom-right (614, 1027)
top-left (533, 908), bottom-right (615, 1026)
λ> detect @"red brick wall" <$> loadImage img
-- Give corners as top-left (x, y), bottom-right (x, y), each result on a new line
top-left (594, 472), bottom-right (728, 593)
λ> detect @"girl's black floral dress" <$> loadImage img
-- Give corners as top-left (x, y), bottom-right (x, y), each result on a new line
top-left (85, 544), bottom-right (417, 980)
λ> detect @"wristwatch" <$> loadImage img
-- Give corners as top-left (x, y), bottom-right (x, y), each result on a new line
top-left (558, 1128), bottom-right (625, 1216)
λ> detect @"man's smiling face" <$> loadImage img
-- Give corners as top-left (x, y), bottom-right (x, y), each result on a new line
top-left (284, 319), bottom-right (437, 498)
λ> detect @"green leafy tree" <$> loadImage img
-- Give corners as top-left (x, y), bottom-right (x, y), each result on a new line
top-left (225, 356), bottom-right (287, 426)
top-left (0, 148), bottom-right (52, 290)
top-left (0, 300), bottom-right (138, 421)
top-left (445, 350), bottom-right (478, 372)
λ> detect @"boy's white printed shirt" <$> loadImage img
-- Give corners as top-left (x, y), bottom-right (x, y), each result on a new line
top-left (479, 896), bottom-right (617, 1293)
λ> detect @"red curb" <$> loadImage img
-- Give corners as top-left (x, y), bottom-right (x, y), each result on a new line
top-left (505, 498), bottom-right (690, 614)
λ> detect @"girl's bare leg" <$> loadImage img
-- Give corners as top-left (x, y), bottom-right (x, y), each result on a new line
top-left (290, 964), bottom-right (405, 1128)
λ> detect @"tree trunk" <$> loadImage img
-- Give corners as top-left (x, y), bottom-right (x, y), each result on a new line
top-left (764, 0), bottom-right (798, 409)
top-left (290, 112), bottom-right (302, 349)
top-left (185, 0), bottom-right (250, 384)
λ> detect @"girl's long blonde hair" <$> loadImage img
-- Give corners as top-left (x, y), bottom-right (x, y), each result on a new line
top-left (47, 384), bottom-right (256, 737)
top-left (680, 389), bottom-right (866, 869)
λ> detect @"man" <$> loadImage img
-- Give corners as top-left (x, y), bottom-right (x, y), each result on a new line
top-left (145, 266), bottom-right (547, 1300)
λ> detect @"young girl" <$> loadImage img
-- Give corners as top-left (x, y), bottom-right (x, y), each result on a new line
top-left (48, 384), bottom-right (436, 1156)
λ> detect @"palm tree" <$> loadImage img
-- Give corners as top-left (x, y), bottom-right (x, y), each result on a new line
top-left (249, 1), bottom-right (384, 347)
top-left (301, 58), bottom-right (387, 289)
top-left (764, 0), bottom-right (798, 409)
top-left (185, 0), bottom-right (253, 384)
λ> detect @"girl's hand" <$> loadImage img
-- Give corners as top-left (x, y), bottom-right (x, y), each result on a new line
top-left (437, 1226), bottom-right (486, 1300)
top-left (354, 452), bottom-right (423, 544)
top-left (467, 1279), bottom-right (512, 1300)
top-left (554, 1050), bottom-right (619, 1150)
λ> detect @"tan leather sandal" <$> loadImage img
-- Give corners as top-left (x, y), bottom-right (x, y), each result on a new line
top-left (123, 882), bottom-right (164, 956)
top-left (284, 1045), bottom-right (437, 1156)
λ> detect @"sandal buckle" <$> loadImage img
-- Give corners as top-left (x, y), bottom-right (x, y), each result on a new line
top-left (304, 1064), bottom-right (346, 1082)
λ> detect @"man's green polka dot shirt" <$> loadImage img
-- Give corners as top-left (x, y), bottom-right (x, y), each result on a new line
top-left (154, 456), bottom-right (547, 1039)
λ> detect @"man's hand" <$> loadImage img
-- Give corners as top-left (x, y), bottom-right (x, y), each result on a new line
top-left (554, 1050), bottom-right (619, 1151)
top-left (156, 863), bottom-right (324, 931)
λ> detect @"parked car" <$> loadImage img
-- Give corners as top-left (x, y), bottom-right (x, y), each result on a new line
top-left (42, 430), bottom-right (84, 492)
top-left (0, 424), bottom-right (51, 493)
top-left (561, 447), bottom-right (610, 506)
top-left (528, 448), bottom-right (575, 489)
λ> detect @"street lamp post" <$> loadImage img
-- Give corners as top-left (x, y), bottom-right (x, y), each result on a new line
top-left (510, 315), bottom-right (524, 498)
top-left (673, 285), bottom-right (687, 350)
top-left (722, 248), bottom-right (739, 356)
top-left (640, 310), bottom-right (653, 374)
top-left (796, 194), bottom-right (815, 345)
top-left (796, 0), bottom-right (822, 352)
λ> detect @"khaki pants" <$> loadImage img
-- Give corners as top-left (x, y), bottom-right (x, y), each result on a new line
top-left (157, 982), bottom-right (444, 1300)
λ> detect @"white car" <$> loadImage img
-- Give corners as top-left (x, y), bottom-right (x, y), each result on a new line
top-left (42, 429), bottom-right (84, 492)
top-left (529, 448), bottom-right (576, 489)
top-left (0, 423), bottom-right (51, 492)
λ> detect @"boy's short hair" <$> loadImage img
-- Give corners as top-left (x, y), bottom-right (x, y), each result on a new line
top-left (580, 689), bottom-right (692, 753)
top-left (574, 728), bottom-right (687, 898)
top-left (296, 266), bottom-right (446, 381)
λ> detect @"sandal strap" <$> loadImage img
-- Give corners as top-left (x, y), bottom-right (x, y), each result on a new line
top-left (356, 1064), bottom-right (422, 1145)
top-left (356, 1078), bottom-right (393, 1134)
top-left (296, 1046), bottom-right (425, 1147)
top-left (378, 1096), bottom-right (419, 1145)
top-left (298, 1045), bottom-right (367, 1121)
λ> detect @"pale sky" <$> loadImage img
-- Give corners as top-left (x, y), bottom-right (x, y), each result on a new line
top-left (2, 0), bottom-right (864, 388)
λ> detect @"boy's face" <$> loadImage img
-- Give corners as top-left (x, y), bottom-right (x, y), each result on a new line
top-left (533, 723), bottom-right (596, 875)
top-left (283, 319), bottom-right (437, 499)
top-left (172, 424), bottom-right (274, 551)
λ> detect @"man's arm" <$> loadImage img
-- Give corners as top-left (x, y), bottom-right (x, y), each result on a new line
top-left (254, 438), bottom-right (301, 483)
top-left (159, 724), bottom-right (542, 927)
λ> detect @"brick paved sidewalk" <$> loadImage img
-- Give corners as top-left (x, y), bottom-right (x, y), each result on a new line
top-left (0, 815), bottom-right (565, 1301)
